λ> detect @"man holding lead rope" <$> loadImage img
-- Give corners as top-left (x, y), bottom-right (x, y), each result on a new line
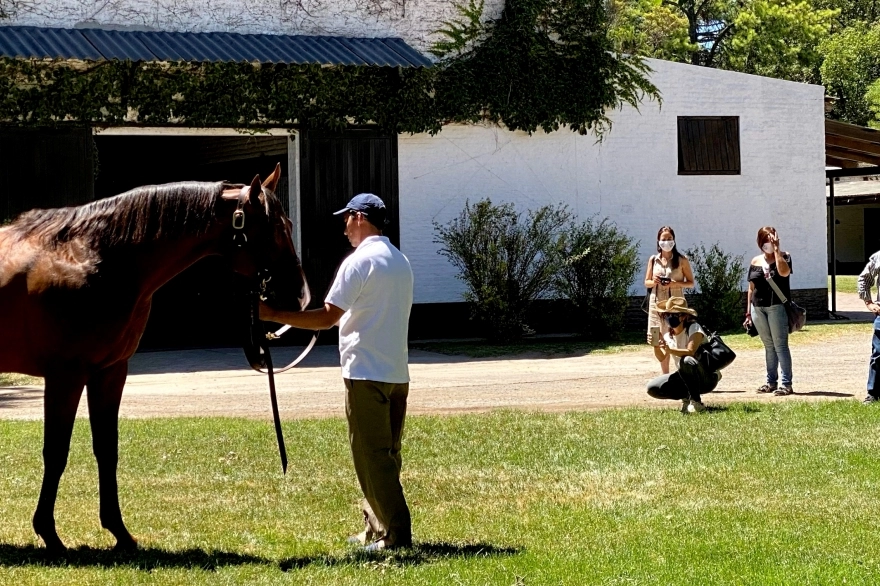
top-left (261, 193), bottom-right (414, 552)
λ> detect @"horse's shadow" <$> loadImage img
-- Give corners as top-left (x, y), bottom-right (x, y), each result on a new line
top-left (0, 543), bottom-right (269, 570)
top-left (0, 541), bottom-right (521, 570)
top-left (280, 542), bottom-right (522, 570)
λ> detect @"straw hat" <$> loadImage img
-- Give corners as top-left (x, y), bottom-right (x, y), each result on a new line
top-left (656, 296), bottom-right (697, 316)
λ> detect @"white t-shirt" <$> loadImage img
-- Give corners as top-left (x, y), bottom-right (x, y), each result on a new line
top-left (664, 321), bottom-right (706, 369)
top-left (325, 235), bottom-right (413, 383)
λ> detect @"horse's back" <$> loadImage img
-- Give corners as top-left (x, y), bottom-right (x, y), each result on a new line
top-left (0, 228), bottom-right (138, 377)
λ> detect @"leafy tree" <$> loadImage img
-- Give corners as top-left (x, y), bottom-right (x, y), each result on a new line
top-left (608, 0), bottom-right (834, 82)
top-left (431, 0), bottom-right (659, 136)
top-left (434, 199), bottom-right (571, 342)
top-left (607, 0), bottom-right (698, 62)
top-left (685, 243), bottom-right (745, 332)
top-left (721, 0), bottom-right (835, 82)
top-left (815, 0), bottom-right (880, 28)
top-left (820, 23), bottom-right (880, 125)
top-left (553, 217), bottom-right (641, 339)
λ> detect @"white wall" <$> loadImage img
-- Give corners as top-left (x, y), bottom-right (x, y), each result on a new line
top-left (2, 0), bottom-right (504, 53)
top-left (399, 59), bottom-right (827, 304)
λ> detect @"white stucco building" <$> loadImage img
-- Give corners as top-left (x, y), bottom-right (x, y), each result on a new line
top-left (1, 1), bottom-right (828, 342)
top-left (399, 58), bottom-right (826, 306)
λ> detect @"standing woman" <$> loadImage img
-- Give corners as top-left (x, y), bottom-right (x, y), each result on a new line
top-left (645, 226), bottom-right (695, 373)
top-left (745, 226), bottom-right (794, 396)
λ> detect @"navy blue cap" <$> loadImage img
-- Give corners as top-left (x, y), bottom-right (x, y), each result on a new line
top-left (333, 193), bottom-right (387, 224)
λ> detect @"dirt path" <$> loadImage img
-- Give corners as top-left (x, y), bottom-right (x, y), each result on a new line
top-left (0, 320), bottom-right (874, 420)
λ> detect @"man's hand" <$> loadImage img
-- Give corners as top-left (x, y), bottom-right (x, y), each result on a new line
top-left (867, 302), bottom-right (880, 316)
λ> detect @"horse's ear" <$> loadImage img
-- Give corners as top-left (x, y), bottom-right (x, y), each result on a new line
top-left (262, 163), bottom-right (281, 193)
top-left (248, 175), bottom-right (262, 205)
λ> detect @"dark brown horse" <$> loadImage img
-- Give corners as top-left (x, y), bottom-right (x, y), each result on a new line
top-left (0, 164), bottom-right (308, 553)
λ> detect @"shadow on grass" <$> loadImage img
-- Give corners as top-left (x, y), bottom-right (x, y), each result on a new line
top-left (280, 542), bottom-right (521, 570)
top-left (0, 543), bottom-right (270, 570)
top-left (796, 391), bottom-right (854, 397)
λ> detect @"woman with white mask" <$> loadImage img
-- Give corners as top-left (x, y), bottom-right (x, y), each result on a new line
top-left (644, 226), bottom-right (695, 374)
top-left (744, 226), bottom-right (794, 395)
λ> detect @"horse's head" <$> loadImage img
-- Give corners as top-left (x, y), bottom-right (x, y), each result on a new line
top-left (221, 164), bottom-right (310, 312)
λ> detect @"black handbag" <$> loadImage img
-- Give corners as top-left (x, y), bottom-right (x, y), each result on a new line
top-left (699, 329), bottom-right (737, 371)
top-left (765, 276), bottom-right (806, 333)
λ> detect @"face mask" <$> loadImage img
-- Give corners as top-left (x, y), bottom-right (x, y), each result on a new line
top-left (762, 242), bottom-right (774, 254)
top-left (665, 314), bottom-right (681, 328)
top-left (659, 240), bottom-right (675, 252)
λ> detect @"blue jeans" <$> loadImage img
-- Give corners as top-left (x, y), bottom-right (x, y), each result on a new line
top-left (752, 305), bottom-right (793, 387)
top-left (869, 316), bottom-right (880, 397)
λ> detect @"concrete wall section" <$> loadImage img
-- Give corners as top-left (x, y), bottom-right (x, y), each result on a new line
top-left (2, 0), bottom-right (505, 53)
top-left (399, 59), bottom-right (826, 304)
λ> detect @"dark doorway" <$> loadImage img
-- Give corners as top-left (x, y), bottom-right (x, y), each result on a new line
top-left (0, 127), bottom-right (94, 223)
top-left (299, 128), bottom-right (400, 309)
top-left (867, 208), bottom-right (880, 262)
top-left (92, 134), bottom-right (292, 349)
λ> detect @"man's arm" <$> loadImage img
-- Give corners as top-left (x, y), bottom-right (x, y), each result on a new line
top-left (859, 253), bottom-right (880, 315)
top-left (858, 254), bottom-right (878, 303)
top-left (260, 302), bottom-right (345, 330)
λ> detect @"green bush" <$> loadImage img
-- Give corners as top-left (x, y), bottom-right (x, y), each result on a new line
top-left (553, 217), bottom-right (641, 339)
top-left (685, 243), bottom-right (745, 332)
top-left (434, 199), bottom-right (570, 342)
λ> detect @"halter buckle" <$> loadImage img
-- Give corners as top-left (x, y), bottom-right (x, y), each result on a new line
top-left (232, 208), bottom-right (245, 230)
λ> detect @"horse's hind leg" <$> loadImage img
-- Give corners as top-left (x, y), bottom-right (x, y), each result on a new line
top-left (86, 362), bottom-right (137, 551)
top-left (33, 373), bottom-right (86, 554)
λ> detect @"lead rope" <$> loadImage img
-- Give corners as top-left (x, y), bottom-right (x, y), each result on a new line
top-left (247, 293), bottom-right (318, 475)
top-left (263, 341), bottom-right (287, 474)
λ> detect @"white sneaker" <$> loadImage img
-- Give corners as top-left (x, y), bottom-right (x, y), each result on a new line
top-left (687, 399), bottom-right (706, 413)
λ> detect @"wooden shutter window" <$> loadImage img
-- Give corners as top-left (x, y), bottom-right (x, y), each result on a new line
top-left (677, 116), bottom-right (741, 175)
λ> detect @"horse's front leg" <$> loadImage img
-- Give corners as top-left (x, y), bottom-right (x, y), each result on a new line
top-left (33, 373), bottom-right (86, 554)
top-left (86, 361), bottom-right (137, 551)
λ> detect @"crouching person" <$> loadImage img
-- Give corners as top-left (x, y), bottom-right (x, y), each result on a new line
top-left (646, 297), bottom-right (721, 414)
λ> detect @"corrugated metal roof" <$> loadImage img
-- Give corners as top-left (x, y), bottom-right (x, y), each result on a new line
top-left (0, 25), bottom-right (433, 67)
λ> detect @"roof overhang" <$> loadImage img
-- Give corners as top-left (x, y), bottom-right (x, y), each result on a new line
top-left (0, 25), bottom-right (433, 68)
top-left (825, 119), bottom-right (880, 168)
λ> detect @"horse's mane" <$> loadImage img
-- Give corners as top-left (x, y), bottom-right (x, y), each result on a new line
top-left (9, 181), bottom-right (239, 249)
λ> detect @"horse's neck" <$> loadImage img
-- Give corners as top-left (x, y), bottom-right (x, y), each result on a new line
top-left (117, 225), bottom-right (227, 299)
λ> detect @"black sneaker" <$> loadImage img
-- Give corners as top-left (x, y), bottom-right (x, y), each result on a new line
top-left (863, 395), bottom-right (880, 405)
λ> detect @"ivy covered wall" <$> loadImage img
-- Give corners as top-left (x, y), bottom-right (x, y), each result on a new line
top-left (0, 0), bottom-right (658, 136)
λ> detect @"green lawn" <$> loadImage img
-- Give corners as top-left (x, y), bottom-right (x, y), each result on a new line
top-left (2, 403), bottom-right (880, 584)
top-left (0, 373), bottom-right (40, 387)
top-left (829, 274), bottom-right (859, 294)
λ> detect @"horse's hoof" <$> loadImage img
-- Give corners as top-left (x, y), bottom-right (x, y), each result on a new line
top-left (113, 535), bottom-right (138, 552)
top-left (39, 535), bottom-right (68, 557)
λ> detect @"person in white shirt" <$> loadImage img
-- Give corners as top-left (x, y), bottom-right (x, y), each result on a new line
top-left (261, 193), bottom-right (414, 552)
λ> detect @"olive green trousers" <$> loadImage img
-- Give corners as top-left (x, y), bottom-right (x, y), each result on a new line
top-left (344, 378), bottom-right (412, 545)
